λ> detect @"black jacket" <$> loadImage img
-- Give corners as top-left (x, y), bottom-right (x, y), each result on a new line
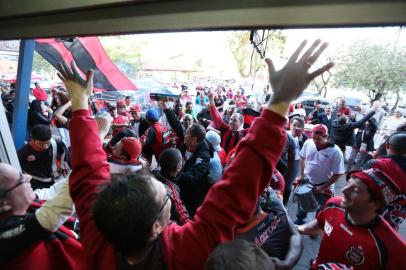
top-left (177, 138), bottom-right (213, 216)
top-left (196, 108), bottom-right (212, 128)
top-left (164, 108), bottom-right (213, 216)
top-left (355, 118), bottom-right (377, 151)
top-left (130, 117), bottom-right (149, 138)
top-left (332, 111), bottom-right (375, 147)
top-left (28, 100), bottom-right (52, 127)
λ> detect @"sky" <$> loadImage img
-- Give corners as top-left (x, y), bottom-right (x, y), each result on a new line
top-left (113, 27), bottom-right (404, 100)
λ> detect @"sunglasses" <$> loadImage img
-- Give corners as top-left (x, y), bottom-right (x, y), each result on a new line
top-left (0, 173), bottom-right (27, 197)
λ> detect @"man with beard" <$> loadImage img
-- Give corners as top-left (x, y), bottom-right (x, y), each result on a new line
top-left (297, 169), bottom-right (406, 270)
top-left (208, 92), bottom-right (247, 153)
top-left (0, 163), bottom-right (84, 269)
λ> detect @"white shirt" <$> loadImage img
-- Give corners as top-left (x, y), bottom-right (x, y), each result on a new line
top-left (368, 107), bottom-right (385, 127)
top-left (300, 139), bottom-right (344, 185)
top-left (381, 117), bottom-right (406, 137)
top-left (208, 152), bottom-right (223, 184)
top-left (130, 121), bottom-right (141, 137)
top-left (108, 162), bottom-right (143, 174)
top-left (292, 108), bottom-right (306, 117)
top-left (288, 131), bottom-right (301, 161)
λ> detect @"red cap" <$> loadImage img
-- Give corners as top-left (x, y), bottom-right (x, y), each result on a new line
top-left (312, 124), bottom-right (328, 136)
top-left (121, 137), bottom-right (142, 162)
top-left (130, 104), bottom-right (142, 112)
top-left (33, 88), bottom-right (48, 101)
top-left (348, 169), bottom-right (400, 205)
top-left (116, 100), bottom-right (126, 108)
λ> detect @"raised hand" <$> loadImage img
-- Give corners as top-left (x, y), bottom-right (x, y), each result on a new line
top-left (207, 92), bottom-right (214, 101)
top-left (270, 257), bottom-right (289, 270)
top-left (266, 40), bottom-right (333, 104)
top-left (57, 60), bottom-right (94, 111)
top-left (207, 92), bottom-right (215, 106)
top-left (95, 111), bottom-right (113, 141)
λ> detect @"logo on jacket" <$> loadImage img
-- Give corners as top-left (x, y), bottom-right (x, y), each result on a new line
top-left (27, 155), bottom-right (36, 162)
top-left (346, 246), bottom-right (365, 266)
top-left (324, 221), bottom-right (333, 236)
top-left (195, 158), bottom-right (203, 165)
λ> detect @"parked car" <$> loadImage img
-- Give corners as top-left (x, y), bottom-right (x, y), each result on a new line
top-left (93, 86), bottom-right (180, 112)
top-left (295, 96), bottom-right (333, 116)
top-left (345, 97), bottom-right (364, 121)
top-left (300, 91), bottom-right (320, 98)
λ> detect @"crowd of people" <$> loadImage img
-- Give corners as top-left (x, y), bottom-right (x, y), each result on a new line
top-left (0, 40), bottom-right (405, 270)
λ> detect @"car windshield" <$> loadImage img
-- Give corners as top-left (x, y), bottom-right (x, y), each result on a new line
top-left (345, 97), bottom-right (362, 106)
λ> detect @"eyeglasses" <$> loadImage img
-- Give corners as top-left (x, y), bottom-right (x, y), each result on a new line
top-left (0, 173), bottom-right (27, 197)
top-left (156, 190), bottom-right (172, 219)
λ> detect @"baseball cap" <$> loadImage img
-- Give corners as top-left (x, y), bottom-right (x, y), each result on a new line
top-left (107, 105), bottom-right (116, 111)
top-left (146, 108), bottom-right (159, 122)
top-left (116, 100), bottom-right (126, 108)
top-left (312, 124), bottom-right (328, 137)
top-left (347, 169), bottom-right (401, 205)
top-left (121, 137), bottom-right (142, 162)
top-left (206, 130), bottom-right (221, 151)
top-left (32, 88), bottom-right (48, 101)
top-left (130, 104), bottom-right (142, 112)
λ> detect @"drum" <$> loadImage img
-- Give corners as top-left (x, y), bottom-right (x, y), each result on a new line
top-left (294, 184), bottom-right (319, 212)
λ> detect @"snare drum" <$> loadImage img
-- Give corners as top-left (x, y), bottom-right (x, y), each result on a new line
top-left (294, 184), bottom-right (319, 212)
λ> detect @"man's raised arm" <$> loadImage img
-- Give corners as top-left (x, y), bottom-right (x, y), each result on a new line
top-left (163, 40), bottom-right (334, 269)
top-left (207, 92), bottom-right (227, 130)
top-left (57, 61), bottom-right (113, 268)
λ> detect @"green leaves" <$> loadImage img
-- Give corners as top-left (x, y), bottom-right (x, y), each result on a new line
top-left (227, 30), bottom-right (286, 79)
top-left (333, 39), bottom-right (406, 103)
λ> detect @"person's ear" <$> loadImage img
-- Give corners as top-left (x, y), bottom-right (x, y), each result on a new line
top-left (0, 199), bottom-right (12, 213)
top-left (176, 161), bottom-right (182, 173)
top-left (370, 199), bottom-right (384, 214)
top-left (149, 221), bottom-right (162, 240)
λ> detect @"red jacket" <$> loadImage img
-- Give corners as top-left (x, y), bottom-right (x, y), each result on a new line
top-left (218, 148), bottom-right (227, 167)
top-left (0, 207), bottom-right (84, 270)
top-left (209, 105), bottom-right (247, 153)
top-left (69, 109), bottom-right (286, 270)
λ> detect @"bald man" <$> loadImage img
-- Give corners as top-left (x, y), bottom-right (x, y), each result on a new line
top-left (0, 163), bottom-right (83, 269)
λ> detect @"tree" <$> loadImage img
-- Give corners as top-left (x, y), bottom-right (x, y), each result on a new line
top-left (32, 52), bottom-right (57, 80)
top-left (333, 39), bottom-right (406, 106)
top-left (308, 54), bottom-right (339, 98)
top-left (227, 30), bottom-right (285, 79)
top-left (99, 36), bottom-right (143, 79)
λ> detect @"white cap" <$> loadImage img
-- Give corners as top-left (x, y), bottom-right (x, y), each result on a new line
top-left (206, 130), bottom-right (221, 151)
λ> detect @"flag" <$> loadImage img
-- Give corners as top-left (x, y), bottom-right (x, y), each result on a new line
top-left (35, 37), bottom-right (136, 92)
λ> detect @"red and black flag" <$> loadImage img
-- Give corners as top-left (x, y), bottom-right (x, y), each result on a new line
top-left (35, 37), bottom-right (136, 92)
